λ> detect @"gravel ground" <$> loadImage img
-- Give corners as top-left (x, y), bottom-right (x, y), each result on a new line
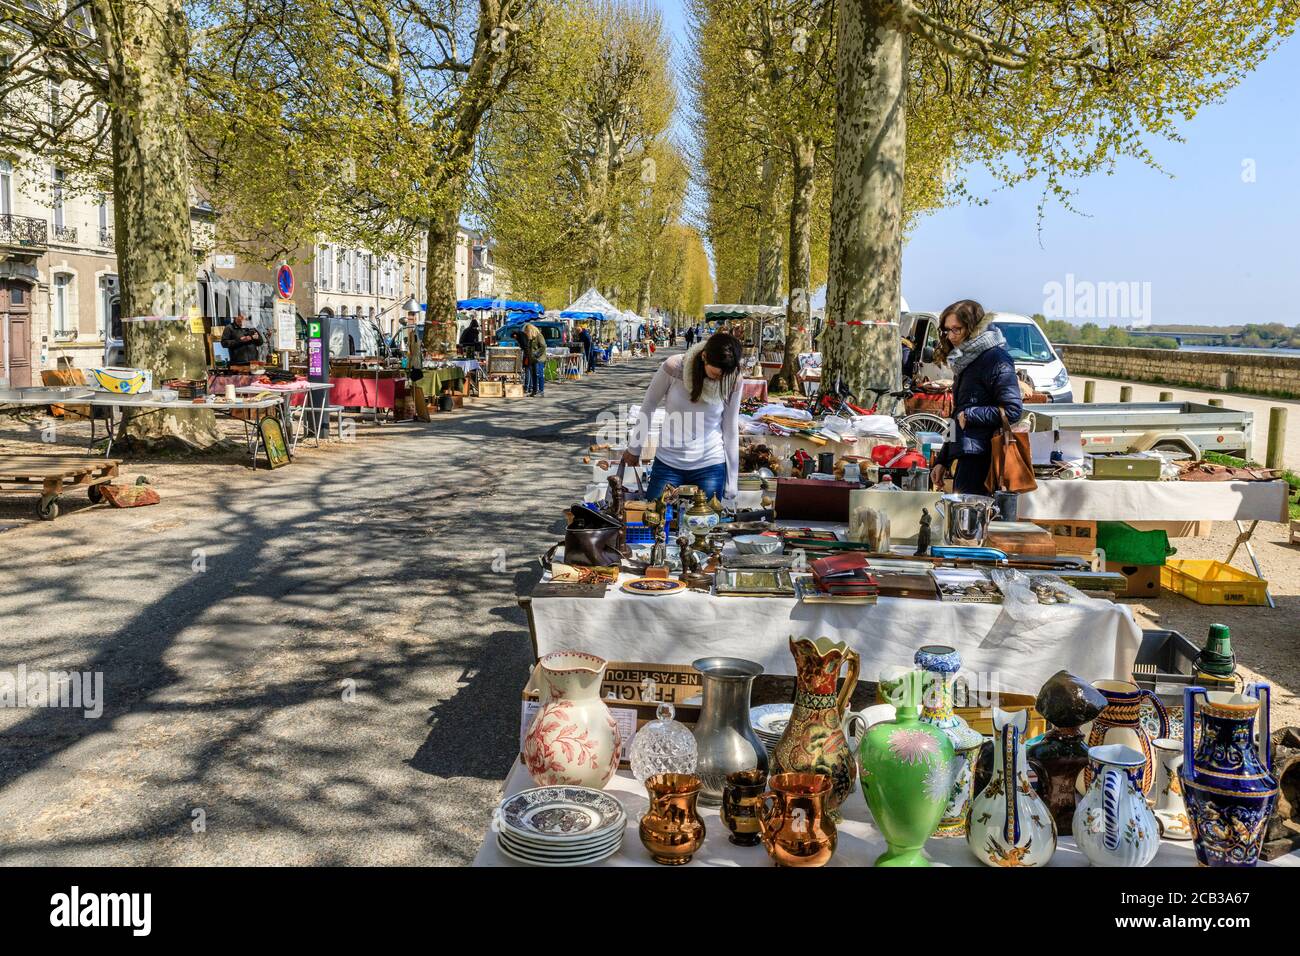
top-left (0, 359), bottom-right (653, 864)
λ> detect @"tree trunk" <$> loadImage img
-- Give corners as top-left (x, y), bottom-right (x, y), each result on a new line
top-left (635, 264), bottom-right (653, 316)
top-left (97, 0), bottom-right (219, 449)
top-left (772, 139), bottom-right (815, 392)
top-left (422, 198), bottom-right (461, 354)
top-left (754, 150), bottom-right (783, 307)
top-left (822, 0), bottom-right (906, 401)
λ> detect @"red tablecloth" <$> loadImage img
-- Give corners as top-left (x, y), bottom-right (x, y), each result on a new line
top-left (329, 375), bottom-right (406, 412)
top-left (742, 378), bottom-right (769, 403)
top-left (209, 374), bottom-right (313, 406)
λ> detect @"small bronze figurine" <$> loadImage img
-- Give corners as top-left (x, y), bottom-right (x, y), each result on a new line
top-left (915, 508), bottom-right (932, 557)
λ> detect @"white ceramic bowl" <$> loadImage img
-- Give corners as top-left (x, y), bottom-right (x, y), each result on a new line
top-left (733, 534), bottom-right (783, 555)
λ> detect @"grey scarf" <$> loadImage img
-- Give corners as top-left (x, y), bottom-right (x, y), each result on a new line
top-left (947, 326), bottom-right (1007, 378)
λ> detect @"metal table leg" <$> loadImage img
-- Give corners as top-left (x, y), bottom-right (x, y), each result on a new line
top-left (1227, 519), bottom-right (1275, 609)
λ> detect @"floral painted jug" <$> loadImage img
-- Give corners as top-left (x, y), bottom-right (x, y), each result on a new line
top-left (772, 637), bottom-right (861, 821)
top-left (858, 670), bottom-right (954, 866)
top-left (967, 708), bottom-right (1056, 867)
top-left (1086, 680), bottom-right (1168, 796)
top-left (1151, 738), bottom-right (1192, 841)
top-left (915, 645), bottom-right (985, 838)
top-left (1073, 744), bottom-right (1160, 867)
top-left (522, 651), bottom-right (621, 789)
top-left (1181, 684), bottom-right (1278, 867)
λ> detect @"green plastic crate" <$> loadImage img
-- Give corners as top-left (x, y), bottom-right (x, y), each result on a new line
top-left (1096, 522), bottom-right (1176, 566)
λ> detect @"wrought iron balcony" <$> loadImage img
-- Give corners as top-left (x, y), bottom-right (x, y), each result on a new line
top-left (0, 214), bottom-right (49, 249)
top-left (52, 224), bottom-right (78, 244)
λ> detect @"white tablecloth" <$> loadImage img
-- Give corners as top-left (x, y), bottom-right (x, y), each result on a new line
top-left (473, 764), bottom-right (1297, 867)
top-left (1019, 479), bottom-right (1289, 523)
top-left (529, 581), bottom-right (1143, 696)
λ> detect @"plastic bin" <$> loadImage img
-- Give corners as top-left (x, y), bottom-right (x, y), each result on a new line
top-left (624, 504), bottom-right (674, 546)
top-left (1096, 522), bottom-right (1175, 566)
top-left (1160, 559), bottom-right (1269, 607)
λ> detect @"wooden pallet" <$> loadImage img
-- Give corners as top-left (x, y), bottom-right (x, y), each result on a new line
top-left (0, 456), bottom-right (121, 520)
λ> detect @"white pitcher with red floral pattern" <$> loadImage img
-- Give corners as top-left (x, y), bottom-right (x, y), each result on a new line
top-left (523, 651), bottom-right (622, 789)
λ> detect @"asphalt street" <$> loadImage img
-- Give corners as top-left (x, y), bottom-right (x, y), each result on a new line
top-left (0, 354), bottom-right (660, 864)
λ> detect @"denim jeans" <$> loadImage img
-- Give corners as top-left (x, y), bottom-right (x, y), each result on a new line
top-left (644, 460), bottom-right (728, 502)
top-left (527, 361), bottom-right (544, 395)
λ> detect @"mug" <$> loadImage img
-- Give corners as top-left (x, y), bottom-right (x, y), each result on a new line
top-left (757, 772), bottom-right (837, 867)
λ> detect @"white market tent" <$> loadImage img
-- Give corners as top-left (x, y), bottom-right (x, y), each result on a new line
top-left (562, 287), bottom-right (620, 319)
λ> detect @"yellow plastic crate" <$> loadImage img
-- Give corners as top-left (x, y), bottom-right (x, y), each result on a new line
top-left (1160, 559), bottom-right (1269, 606)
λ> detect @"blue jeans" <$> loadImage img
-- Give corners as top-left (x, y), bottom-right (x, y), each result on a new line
top-left (527, 361), bottom-right (544, 395)
top-left (644, 460), bottom-right (728, 502)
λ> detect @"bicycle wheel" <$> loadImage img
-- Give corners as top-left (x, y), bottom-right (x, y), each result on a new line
top-left (898, 412), bottom-right (949, 444)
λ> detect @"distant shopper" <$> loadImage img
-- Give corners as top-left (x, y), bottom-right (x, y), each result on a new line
top-left (578, 325), bottom-right (595, 372)
top-left (523, 321), bottom-right (548, 397)
top-left (624, 331), bottom-right (744, 503)
top-left (459, 318), bottom-right (481, 357)
top-left (222, 313), bottom-right (263, 365)
top-left (930, 299), bottom-right (1023, 495)
top-left (684, 326), bottom-right (696, 348)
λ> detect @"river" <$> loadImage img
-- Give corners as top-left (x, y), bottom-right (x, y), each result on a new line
top-left (1178, 345), bottom-right (1300, 356)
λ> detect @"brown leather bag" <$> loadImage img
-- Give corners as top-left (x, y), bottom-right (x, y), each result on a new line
top-left (985, 407), bottom-right (1037, 494)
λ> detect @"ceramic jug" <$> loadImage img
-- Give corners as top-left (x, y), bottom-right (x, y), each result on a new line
top-left (1085, 680), bottom-right (1168, 796)
top-left (692, 657), bottom-right (768, 806)
top-left (757, 772), bottom-right (837, 867)
top-left (522, 651), bottom-right (621, 788)
top-left (772, 637), bottom-right (861, 821)
top-left (967, 708), bottom-right (1057, 867)
top-left (1181, 684), bottom-right (1279, 867)
top-left (1150, 738), bottom-right (1192, 841)
top-left (1073, 744), bottom-right (1160, 867)
top-left (915, 645), bottom-right (985, 838)
top-left (639, 773), bottom-right (706, 865)
top-left (1028, 670), bottom-right (1109, 836)
top-left (859, 670), bottom-right (954, 866)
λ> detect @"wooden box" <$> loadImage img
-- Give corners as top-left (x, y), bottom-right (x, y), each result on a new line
top-left (504, 382), bottom-right (526, 398)
top-left (478, 380), bottom-right (505, 398)
top-left (1031, 519), bottom-right (1097, 555)
top-left (1088, 456), bottom-right (1163, 481)
top-left (1291, 520), bottom-right (1300, 546)
top-left (521, 661), bottom-right (702, 769)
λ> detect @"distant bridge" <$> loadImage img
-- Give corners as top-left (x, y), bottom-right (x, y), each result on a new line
top-left (1125, 328), bottom-right (1243, 346)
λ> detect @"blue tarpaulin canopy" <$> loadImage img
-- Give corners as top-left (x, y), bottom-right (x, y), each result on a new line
top-left (455, 298), bottom-right (543, 313)
top-left (559, 310), bottom-right (608, 321)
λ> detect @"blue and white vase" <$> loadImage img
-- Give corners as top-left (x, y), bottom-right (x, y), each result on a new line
top-left (915, 645), bottom-right (984, 838)
top-left (1073, 744), bottom-right (1159, 867)
top-left (1180, 684), bottom-right (1278, 867)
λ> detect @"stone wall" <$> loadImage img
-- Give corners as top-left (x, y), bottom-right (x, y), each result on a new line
top-left (1058, 345), bottom-right (1300, 399)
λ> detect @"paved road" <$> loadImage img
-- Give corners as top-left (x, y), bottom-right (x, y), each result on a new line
top-left (1075, 377), bottom-right (1300, 471)
top-left (0, 356), bottom-right (657, 864)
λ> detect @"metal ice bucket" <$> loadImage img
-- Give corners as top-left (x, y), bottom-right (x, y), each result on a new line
top-left (934, 494), bottom-right (1000, 547)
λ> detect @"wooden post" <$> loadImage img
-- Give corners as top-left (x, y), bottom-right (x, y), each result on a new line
top-left (1119, 386), bottom-right (1132, 403)
top-left (1267, 407), bottom-right (1287, 471)
top-left (1159, 391), bottom-right (1173, 402)
top-left (1083, 380), bottom-right (1095, 403)
top-left (1209, 398), bottom-right (1224, 408)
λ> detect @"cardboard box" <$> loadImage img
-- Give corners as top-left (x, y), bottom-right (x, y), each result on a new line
top-left (1106, 561), bottom-right (1162, 597)
top-left (521, 661), bottom-right (703, 769)
top-left (1032, 519), bottom-right (1097, 555)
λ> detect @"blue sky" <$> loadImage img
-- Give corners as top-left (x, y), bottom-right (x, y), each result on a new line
top-left (657, 2), bottom-right (1300, 327)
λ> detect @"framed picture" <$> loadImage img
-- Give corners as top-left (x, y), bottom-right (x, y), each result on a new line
top-left (259, 415), bottom-right (291, 469)
top-left (486, 347), bottom-right (523, 379)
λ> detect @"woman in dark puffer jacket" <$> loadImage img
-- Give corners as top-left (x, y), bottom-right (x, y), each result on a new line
top-left (929, 300), bottom-right (1023, 495)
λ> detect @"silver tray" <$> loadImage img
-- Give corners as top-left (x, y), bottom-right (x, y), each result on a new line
top-left (714, 567), bottom-right (795, 597)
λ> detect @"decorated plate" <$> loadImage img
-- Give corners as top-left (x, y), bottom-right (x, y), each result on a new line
top-left (496, 834), bottom-right (622, 867)
top-left (498, 787), bottom-right (625, 842)
top-left (497, 826), bottom-right (623, 856)
top-left (621, 577), bottom-right (687, 596)
top-left (750, 703), bottom-right (793, 737)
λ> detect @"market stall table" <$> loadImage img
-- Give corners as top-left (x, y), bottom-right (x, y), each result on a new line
top-left (411, 366), bottom-right (466, 399)
top-left (522, 572), bottom-right (1142, 698)
top-left (328, 370), bottom-right (407, 422)
top-left (474, 764), bottom-right (1298, 867)
top-left (233, 382), bottom-right (335, 452)
top-left (1020, 478), bottom-right (1290, 607)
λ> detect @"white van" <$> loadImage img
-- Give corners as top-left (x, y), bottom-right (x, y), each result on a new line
top-left (905, 310), bottom-right (1074, 402)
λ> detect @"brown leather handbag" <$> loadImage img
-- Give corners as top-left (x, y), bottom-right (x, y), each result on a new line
top-left (985, 407), bottom-right (1038, 494)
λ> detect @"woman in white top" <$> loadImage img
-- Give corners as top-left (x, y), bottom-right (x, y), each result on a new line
top-left (623, 332), bottom-right (744, 502)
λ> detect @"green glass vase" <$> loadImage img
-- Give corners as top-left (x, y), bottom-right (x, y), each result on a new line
top-left (859, 670), bottom-right (954, 866)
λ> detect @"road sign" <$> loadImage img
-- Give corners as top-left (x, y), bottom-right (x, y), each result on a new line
top-left (276, 264), bottom-right (295, 299)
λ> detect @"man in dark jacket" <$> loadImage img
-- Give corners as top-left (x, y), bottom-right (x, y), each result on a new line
top-left (577, 325), bottom-right (594, 372)
top-left (458, 317), bottom-right (481, 357)
top-left (930, 303), bottom-right (1023, 495)
top-left (221, 313), bottom-right (263, 365)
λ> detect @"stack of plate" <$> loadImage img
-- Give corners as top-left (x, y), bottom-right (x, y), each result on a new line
top-left (750, 703), bottom-right (793, 755)
top-left (494, 786), bottom-right (626, 866)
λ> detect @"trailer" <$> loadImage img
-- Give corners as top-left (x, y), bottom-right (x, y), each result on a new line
top-left (1027, 401), bottom-right (1254, 460)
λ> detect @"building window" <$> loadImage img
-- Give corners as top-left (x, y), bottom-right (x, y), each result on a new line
top-left (48, 79), bottom-right (61, 126)
top-left (358, 253), bottom-right (370, 295)
top-left (53, 273), bottom-right (72, 334)
top-left (340, 249), bottom-right (352, 290)
top-left (51, 167), bottom-right (66, 230)
top-left (317, 244), bottom-right (333, 289)
top-left (0, 160), bottom-right (11, 217)
top-left (98, 194), bottom-right (112, 245)
top-left (98, 275), bottom-right (116, 337)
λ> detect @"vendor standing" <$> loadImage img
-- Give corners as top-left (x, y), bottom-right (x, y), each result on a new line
top-left (458, 317), bottom-right (481, 357)
top-left (623, 331), bottom-right (743, 503)
top-left (577, 325), bottom-right (595, 372)
top-left (221, 312), bottom-right (263, 366)
top-left (929, 299), bottom-right (1023, 495)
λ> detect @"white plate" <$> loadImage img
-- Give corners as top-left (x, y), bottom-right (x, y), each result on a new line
top-left (497, 834), bottom-right (622, 867)
top-left (498, 828), bottom-right (623, 858)
top-left (498, 817), bottom-right (627, 850)
top-left (749, 703), bottom-right (793, 737)
top-left (497, 787), bottom-right (626, 843)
